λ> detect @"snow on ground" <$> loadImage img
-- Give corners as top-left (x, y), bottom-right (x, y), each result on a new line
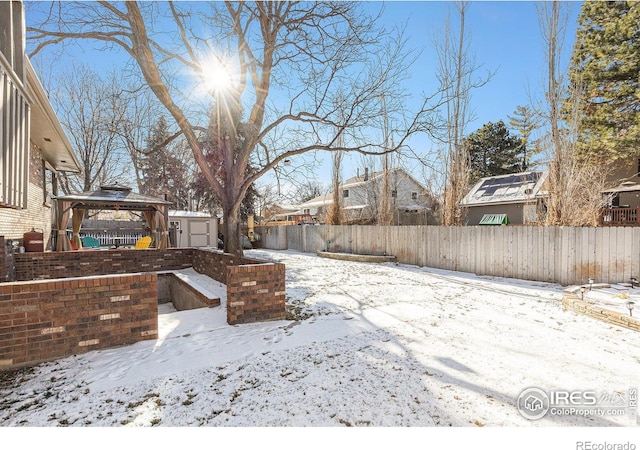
top-left (582, 283), bottom-right (640, 317)
top-left (1, 249), bottom-right (639, 436)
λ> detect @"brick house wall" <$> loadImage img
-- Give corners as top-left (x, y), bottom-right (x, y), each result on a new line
top-left (0, 144), bottom-right (54, 245)
top-left (0, 237), bottom-right (5, 282)
top-left (0, 273), bottom-right (158, 369)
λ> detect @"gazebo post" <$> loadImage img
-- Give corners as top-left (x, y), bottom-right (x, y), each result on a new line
top-left (162, 204), bottom-right (170, 249)
top-left (55, 199), bottom-right (72, 252)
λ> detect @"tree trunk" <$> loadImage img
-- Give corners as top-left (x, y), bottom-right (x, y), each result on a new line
top-left (328, 150), bottom-right (343, 225)
top-left (223, 201), bottom-right (243, 256)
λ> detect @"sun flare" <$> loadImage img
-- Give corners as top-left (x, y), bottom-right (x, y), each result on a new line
top-left (199, 56), bottom-right (234, 94)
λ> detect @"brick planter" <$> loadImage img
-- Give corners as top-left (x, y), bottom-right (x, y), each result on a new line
top-left (13, 248), bottom-right (193, 281)
top-left (191, 249), bottom-right (287, 324)
top-left (226, 263), bottom-right (286, 325)
top-left (0, 273), bottom-right (158, 369)
top-left (1, 245), bottom-right (287, 369)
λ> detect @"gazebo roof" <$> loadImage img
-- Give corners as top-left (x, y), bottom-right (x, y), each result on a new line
top-left (54, 185), bottom-right (172, 211)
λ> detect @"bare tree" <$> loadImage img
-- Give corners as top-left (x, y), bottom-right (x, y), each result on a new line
top-left (538, 2), bottom-right (608, 226)
top-left (436, 2), bottom-right (490, 226)
top-left (52, 65), bottom-right (129, 193)
top-left (327, 97), bottom-right (347, 225)
top-left (290, 180), bottom-right (324, 205)
top-left (539, 1), bottom-right (566, 225)
top-left (326, 150), bottom-right (344, 225)
top-left (377, 94), bottom-right (394, 226)
top-left (28, 1), bottom-right (444, 255)
top-left (112, 83), bottom-right (185, 194)
top-left (253, 182), bottom-right (280, 223)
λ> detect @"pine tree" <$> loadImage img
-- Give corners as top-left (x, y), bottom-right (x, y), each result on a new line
top-left (142, 116), bottom-right (191, 209)
top-left (191, 105), bottom-right (257, 220)
top-left (507, 105), bottom-right (541, 171)
top-left (466, 120), bottom-right (523, 184)
top-left (569, 1), bottom-right (640, 162)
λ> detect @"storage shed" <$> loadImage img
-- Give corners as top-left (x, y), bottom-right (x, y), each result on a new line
top-left (169, 210), bottom-right (218, 248)
top-left (460, 171), bottom-right (548, 225)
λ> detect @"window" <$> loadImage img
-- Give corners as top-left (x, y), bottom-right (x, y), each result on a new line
top-left (391, 190), bottom-right (397, 198)
top-left (343, 189), bottom-right (349, 198)
top-left (303, 209), bottom-right (310, 214)
top-left (411, 192), bottom-right (418, 200)
top-left (637, 158), bottom-right (640, 177)
top-left (42, 161), bottom-right (58, 208)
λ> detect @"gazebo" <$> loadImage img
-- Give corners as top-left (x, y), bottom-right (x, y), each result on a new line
top-left (53, 185), bottom-right (172, 251)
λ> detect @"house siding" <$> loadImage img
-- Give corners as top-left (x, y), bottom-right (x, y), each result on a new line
top-left (616, 191), bottom-right (640, 208)
top-left (464, 203), bottom-right (531, 225)
top-left (300, 169), bottom-right (433, 224)
top-left (607, 158), bottom-right (640, 185)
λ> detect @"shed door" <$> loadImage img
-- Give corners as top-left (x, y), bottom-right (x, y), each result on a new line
top-left (188, 220), bottom-right (210, 247)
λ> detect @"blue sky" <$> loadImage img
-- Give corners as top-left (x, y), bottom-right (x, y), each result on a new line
top-left (330, 1), bottom-right (581, 184)
top-left (26, 1), bottom-right (582, 196)
top-left (397, 1), bottom-right (578, 126)
top-left (280, 0), bottom-right (582, 191)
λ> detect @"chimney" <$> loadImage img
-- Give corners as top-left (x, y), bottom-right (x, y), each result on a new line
top-left (364, 167), bottom-right (369, 181)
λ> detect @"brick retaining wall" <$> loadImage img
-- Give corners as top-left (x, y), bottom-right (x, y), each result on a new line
top-left (0, 273), bottom-right (158, 369)
top-left (1, 236), bottom-right (17, 282)
top-left (0, 244), bottom-right (287, 369)
top-left (12, 249), bottom-right (286, 325)
top-left (192, 249), bottom-right (246, 284)
top-left (14, 248), bottom-right (193, 281)
top-left (227, 263), bottom-right (286, 325)
top-left (191, 249), bottom-right (286, 324)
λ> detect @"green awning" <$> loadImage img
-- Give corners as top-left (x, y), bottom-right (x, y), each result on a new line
top-left (479, 213), bottom-right (509, 225)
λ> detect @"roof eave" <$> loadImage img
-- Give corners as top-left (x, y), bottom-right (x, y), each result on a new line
top-left (26, 59), bottom-right (81, 174)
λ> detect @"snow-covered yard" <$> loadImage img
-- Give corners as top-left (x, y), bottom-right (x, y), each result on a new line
top-left (1, 249), bottom-right (638, 436)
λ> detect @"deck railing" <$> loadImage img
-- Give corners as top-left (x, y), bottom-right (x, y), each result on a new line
top-left (79, 231), bottom-right (144, 247)
top-left (599, 207), bottom-right (640, 226)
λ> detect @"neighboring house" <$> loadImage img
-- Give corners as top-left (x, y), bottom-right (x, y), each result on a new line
top-left (297, 168), bottom-right (435, 225)
top-left (460, 171), bottom-right (548, 226)
top-left (261, 203), bottom-right (299, 224)
top-left (461, 159), bottom-right (640, 227)
top-left (600, 157), bottom-right (640, 225)
top-left (0, 1), bottom-right (81, 247)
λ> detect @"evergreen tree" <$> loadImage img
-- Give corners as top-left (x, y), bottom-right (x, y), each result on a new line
top-left (507, 105), bottom-right (541, 171)
top-left (191, 105), bottom-right (257, 220)
top-left (466, 120), bottom-right (522, 184)
top-left (569, 1), bottom-right (640, 162)
top-left (141, 116), bottom-right (191, 209)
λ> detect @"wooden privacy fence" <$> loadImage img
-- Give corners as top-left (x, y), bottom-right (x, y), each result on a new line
top-left (256, 225), bottom-right (640, 286)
